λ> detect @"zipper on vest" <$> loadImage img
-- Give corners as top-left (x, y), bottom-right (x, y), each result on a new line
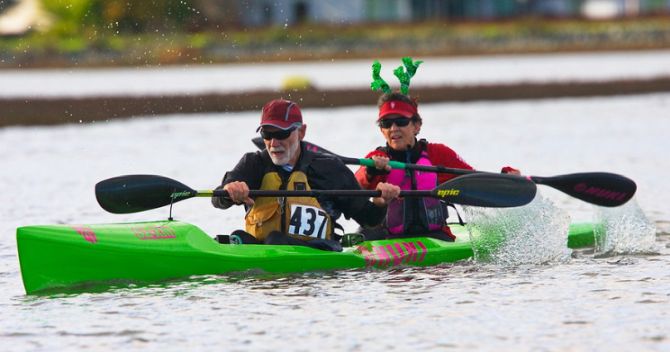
top-left (279, 196), bottom-right (286, 233)
top-left (278, 172), bottom-right (289, 233)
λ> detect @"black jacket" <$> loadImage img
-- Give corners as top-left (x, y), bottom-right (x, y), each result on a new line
top-left (212, 142), bottom-right (386, 228)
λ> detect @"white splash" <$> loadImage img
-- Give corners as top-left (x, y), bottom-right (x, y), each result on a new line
top-left (594, 198), bottom-right (658, 256)
top-left (462, 193), bottom-right (572, 265)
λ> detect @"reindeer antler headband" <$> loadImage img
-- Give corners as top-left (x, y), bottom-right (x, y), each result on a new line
top-left (370, 57), bottom-right (423, 95)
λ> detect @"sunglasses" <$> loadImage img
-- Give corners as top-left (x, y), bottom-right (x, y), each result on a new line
top-left (260, 127), bottom-right (297, 140)
top-left (378, 117), bottom-right (414, 129)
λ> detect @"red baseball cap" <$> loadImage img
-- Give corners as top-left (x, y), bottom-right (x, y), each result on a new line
top-left (257, 99), bottom-right (303, 131)
top-left (378, 99), bottom-right (418, 120)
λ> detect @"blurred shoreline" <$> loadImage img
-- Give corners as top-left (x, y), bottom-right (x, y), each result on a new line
top-left (3, 17), bottom-right (670, 128)
top-left (3, 75), bottom-right (670, 128)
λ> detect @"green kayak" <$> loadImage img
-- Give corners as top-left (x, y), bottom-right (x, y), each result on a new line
top-left (16, 221), bottom-right (596, 294)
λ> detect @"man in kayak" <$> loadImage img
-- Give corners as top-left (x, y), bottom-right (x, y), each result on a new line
top-left (212, 98), bottom-right (401, 251)
top-left (355, 92), bottom-right (520, 241)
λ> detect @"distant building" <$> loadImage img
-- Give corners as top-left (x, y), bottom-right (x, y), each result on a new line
top-left (5, 0), bottom-right (669, 36)
top-left (196, 0), bottom-right (670, 28)
top-left (580, 0), bottom-right (670, 18)
top-left (197, 0), bottom-right (411, 27)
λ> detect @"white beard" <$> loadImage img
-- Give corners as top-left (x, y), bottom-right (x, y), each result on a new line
top-left (269, 140), bottom-right (300, 166)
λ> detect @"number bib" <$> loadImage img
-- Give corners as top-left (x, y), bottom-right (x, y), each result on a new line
top-left (245, 169), bottom-right (333, 241)
top-left (288, 204), bottom-right (329, 239)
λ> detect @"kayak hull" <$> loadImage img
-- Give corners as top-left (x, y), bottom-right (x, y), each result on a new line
top-left (16, 220), bottom-right (595, 294)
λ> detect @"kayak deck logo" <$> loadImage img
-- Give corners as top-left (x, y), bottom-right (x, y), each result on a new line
top-left (72, 226), bottom-right (97, 244)
top-left (356, 241), bottom-right (427, 268)
top-left (131, 224), bottom-right (176, 240)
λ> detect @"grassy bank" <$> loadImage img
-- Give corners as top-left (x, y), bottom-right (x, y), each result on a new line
top-left (2, 17), bottom-right (670, 69)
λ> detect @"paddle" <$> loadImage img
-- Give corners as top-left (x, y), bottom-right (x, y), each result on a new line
top-left (252, 137), bottom-right (636, 207)
top-left (95, 173), bottom-right (536, 214)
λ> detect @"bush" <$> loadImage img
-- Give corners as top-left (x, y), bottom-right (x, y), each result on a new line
top-left (41, 0), bottom-right (199, 36)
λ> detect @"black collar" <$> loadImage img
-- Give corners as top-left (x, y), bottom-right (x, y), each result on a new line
top-left (384, 139), bottom-right (426, 163)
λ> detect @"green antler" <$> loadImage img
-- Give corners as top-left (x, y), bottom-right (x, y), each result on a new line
top-left (393, 57), bottom-right (423, 95)
top-left (402, 57), bottom-right (422, 78)
top-left (393, 66), bottom-right (409, 95)
top-left (370, 60), bottom-right (391, 94)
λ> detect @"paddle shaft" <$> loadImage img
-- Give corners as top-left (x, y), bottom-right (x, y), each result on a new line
top-left (96, 170), bottom-right (536, 214)
top-left (339, 157), bottom-right (635, 207)
top-left (349, 157), bottom-right (546, 184)
top-left (350, 157), bottom-right (587, 188)
top-left (342, 157), bottom-right (473, 175)
top-left (205, 189), bottom-right (435, 198)
top-left (256, 138), bottom-right (498, 177)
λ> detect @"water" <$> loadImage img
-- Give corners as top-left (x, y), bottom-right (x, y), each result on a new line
top-left (465, 194), bottom-right (573, 265)
top-left (2, 49), bottom-right (670, 98)
top-left (595, 200), bottom-right (659, 256)
top-left (2, 93), bottom-right (669, 351)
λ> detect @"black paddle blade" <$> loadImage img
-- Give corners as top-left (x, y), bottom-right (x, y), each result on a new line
top-left (434, 173), bottom-right (537, 207)
top-left (95, 175), bottom-right (197, 214)
top-left (530, 172), bottom-right (636, 207)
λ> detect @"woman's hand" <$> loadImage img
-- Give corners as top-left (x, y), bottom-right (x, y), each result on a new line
top-left (371, 155), bottom-right (392, 172)
top-left (501, 166), bottom-right (521, 175)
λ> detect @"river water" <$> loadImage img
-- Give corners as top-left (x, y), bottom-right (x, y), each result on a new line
top-left (1, 93), bottom-right (669, 351)
top-left (2, 49), bottom-right (670, 97)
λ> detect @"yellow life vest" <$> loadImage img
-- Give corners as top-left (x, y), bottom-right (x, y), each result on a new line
top-left (244, 171), bottom-right (333, 241)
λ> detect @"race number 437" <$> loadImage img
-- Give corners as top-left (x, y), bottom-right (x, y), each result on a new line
top-left (288, 204), bottom-right (328, 239)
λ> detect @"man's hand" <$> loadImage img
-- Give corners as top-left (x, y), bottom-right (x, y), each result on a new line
top-left (372, 182), bottom-right (401, 207)
top-left (223, 181), bottom-right (254, 206)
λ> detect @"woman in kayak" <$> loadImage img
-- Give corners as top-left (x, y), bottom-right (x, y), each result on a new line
top-left (212, 98), bottom-right (400, 251)
top-left (356, 59), bottom-right (519, 241)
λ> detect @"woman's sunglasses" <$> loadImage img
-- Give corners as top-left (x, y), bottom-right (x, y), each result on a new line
top-left (378, 117), bottom-right (414, 129)
top-left (260, 126), bottom-right (297, 140)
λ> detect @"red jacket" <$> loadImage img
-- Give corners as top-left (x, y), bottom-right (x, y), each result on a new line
top-left (355, 141), bottom-right (474, 189)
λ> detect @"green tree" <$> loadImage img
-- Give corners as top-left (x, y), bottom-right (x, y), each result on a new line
top-left (41, 0), bottom-right (200, 35)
